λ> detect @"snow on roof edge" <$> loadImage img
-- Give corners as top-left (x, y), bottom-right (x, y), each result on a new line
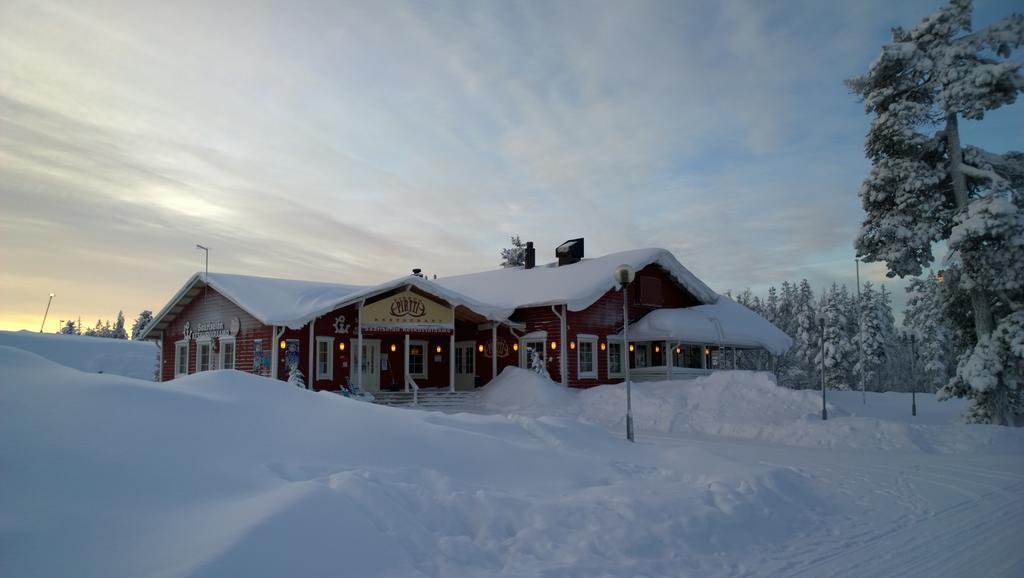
top-left (557, 248), bottom-right (719, 312)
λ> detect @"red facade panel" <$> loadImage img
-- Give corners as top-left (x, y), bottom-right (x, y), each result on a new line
top-left (158, 288), bottom-right (273, 382)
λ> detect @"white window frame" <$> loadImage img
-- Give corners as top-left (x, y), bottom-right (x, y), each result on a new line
top-left (197, 338), bottom-right (212, 372)
top-left (606, 338), bottom-right (624, 378)
top-left (408, 339), bottom-right (428, 379)
top-left (220, 336), bottom-right (236, 371)
top-left (576, 334), bottom-right (598, 379)
top-left (316, 336), bottom-right (334, 380)
top-left (175, 340), bottom-right (189, 377)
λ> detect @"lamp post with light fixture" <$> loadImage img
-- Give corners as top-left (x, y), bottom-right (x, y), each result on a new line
top-left (40, 293), bottom-right (55, 333)
top-left (196, 244), bottom-right (209, 302)
top-left (614, 264), bottom-right (636, 442)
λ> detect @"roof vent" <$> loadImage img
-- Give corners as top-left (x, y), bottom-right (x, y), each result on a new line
top-left (412, 268), bottom-right (423, 277)
top-left (555, 238), bottom-right (584, 266)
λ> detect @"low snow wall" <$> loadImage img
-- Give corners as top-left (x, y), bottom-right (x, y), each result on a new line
top-left (0, 330), bottom-right (158, 380)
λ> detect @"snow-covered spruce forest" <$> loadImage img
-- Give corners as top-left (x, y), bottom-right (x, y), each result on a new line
top-left (726, 275), bottom-right (947, 395)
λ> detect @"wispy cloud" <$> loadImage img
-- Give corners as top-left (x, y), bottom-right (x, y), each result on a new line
top-left (1, 0), bottom-right (1020, 329)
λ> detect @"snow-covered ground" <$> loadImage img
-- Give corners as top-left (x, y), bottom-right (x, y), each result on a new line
top-left (0, 329), bottom-right (157, 379)
top-left (2, 349), bottom-right (1021, 577)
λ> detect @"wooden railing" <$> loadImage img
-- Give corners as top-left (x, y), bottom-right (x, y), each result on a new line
top-left (405, 374), bottom-right (420, 405)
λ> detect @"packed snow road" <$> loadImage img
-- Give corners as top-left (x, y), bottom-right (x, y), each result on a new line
top-left (639, 433), bottom-right (1024, 577)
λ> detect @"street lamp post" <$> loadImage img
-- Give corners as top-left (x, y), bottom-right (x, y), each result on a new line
top-left (196, 244), bottom-right (209, 302)
top-left (614, 264), bottom-right (636, 442)
top-left (40, 293), bottom-right (55, 333)
top-left (817, 312), bottom-right (827, 421)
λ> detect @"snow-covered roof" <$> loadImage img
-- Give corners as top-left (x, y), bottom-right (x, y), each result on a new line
top-left (141, 271), bottom-right (515, 339)
top-left (615, 296), bottom-right (793, 355)
top-left (140, 273), bottom-right (368, 338)
top-left (436, 248), bottom-right (718, 311)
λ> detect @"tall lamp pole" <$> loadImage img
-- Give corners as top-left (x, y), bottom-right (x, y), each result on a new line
top-left (817, 312), bottom-right (827, 421)
top-left (614, 264), bottom-right (636, 442)
top-left (196, 244), bottom-right (209, 302)
top-left (40, 293), bottom-right (55, 333)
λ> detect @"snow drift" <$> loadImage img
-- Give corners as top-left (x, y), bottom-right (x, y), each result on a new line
top-left (0, 329), bottom-right (157, 379)
top-left (0, 347), bottom-right (829, 578)
top-left (481, 367), bottom-right (1024, 454)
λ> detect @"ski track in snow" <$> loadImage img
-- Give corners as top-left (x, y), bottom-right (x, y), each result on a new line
top-left (643, 432), bottom-right (1024, 577)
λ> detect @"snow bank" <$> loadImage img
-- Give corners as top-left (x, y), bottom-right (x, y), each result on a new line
top-left (481, 368), bottom-right (1024, 454)
top-left (0, 347), bottom-right (831, 578)
top-left (0, 329), bottom-right (157, 379)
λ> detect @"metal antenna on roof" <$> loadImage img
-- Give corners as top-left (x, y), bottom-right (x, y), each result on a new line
top-left (196, 244), bottom-right (209, 303)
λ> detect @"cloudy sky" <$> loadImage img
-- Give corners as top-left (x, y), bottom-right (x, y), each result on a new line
top-left (1, 0), bottom-right (1021, 332)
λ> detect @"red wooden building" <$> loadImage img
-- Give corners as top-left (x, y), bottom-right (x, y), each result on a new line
top-left (139, 242), bottom-right (791, 392)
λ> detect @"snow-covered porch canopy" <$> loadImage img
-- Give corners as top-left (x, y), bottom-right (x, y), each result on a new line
top-left (615, 296), bottom-right (793, 356)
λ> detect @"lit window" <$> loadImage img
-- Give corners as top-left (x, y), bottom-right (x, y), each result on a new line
top-left (607, 340), bottom-right (623, 377)
top-left (408, 340), bottom-right (427, 378)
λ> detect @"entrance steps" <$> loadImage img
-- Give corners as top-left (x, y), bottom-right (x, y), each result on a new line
top-left (370, 390), bottom-right (482, 411)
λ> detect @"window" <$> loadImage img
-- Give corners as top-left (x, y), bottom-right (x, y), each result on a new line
top-left (197, 340), bottom-right (212, 372)
top-left (672, 344), bottom-right (703, 369)
top-left (220, 337), bottom-right (236, 371)
top-left (316, 337), bottom-right (333, 380)
top-left (607, 340), bottom-right (623, 377)
top-left (175, 341), bottom-right (188, 377)
top-left (635, 343), bottom-right (649, 368)
top-left (577, 335), bottom-right (598, 379)
top-left (408, 340), bottom-right (427, 378)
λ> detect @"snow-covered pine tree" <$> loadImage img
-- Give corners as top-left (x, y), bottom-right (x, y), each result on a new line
top-left (499, 236), bottom-right (527, 268)
top-left (111, 311), bottom-right (129, 340)
top-left (904, 272), bottom-right (953, 392)
top-left (288, 364), bottom-right (306, 388)
top-left (847, 0), bottom-right (1024, 423)
top-left (817, 284), bottom-right (854, 391)
top-left (877, 285), bottom-right (901, 391)
top-left (765, 286), bottom-right (780, 326)
top-left (786, 280), bottom-right (819, 389)
top-left (856, 282), bottom-right (888, 391)
top-left (530, 350), bottom-right (550, 379)
top-left (58, 320), bottom-right (78, 335)
top-left (131, 310), bottom-right (153, 340)
top-left (84, 319), bottom-right (106, 337)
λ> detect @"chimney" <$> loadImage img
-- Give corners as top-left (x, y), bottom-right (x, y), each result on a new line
top-left (525, 241), bottom-right (536, 269)
top-left (555, 237), bottom-right (584, 266)
top-left (412, 268), bottom-right (423, 277)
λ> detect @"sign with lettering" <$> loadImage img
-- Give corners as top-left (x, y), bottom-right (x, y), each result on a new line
top-left (360, 288), bottom-right (454, 333)
top-left (482, 340), bottom-right (511, 359)
top-left (183, 316), bottom-right (240, 340)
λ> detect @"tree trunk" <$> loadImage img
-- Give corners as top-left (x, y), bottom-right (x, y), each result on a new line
top-left (945, 113), bottom-right (995, 340)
